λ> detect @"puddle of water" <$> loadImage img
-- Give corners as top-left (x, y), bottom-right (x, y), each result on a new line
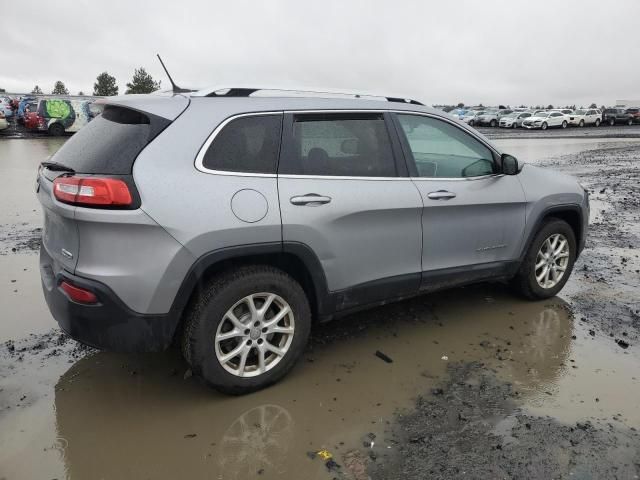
top-left (493, 137), bottom-right (640, 164)
top-left (0, 286), bottom-right (588, 479)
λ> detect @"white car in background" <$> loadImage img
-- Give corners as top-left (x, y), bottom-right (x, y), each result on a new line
top-left (567, 109), bottom-right (602, 127)
top-left (522, 111), bottom-right (568, 130)
top-left (499, 111), bottom-right (532, 128)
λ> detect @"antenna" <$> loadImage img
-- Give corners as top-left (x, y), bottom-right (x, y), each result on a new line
top-left (156, 54), bottom-right (193, 94)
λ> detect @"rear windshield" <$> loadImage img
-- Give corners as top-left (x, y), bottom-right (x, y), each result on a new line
top-left (48, 105), bottom-right (170, 174)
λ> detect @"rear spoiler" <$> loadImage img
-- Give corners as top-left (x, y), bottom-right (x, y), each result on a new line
top-left (94, 93), bottom-right (190, 121)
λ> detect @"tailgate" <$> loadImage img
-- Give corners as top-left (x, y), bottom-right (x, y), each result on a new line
top-left (37, 170), bottom-right (79, 273)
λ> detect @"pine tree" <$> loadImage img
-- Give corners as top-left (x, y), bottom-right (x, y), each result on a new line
top-left (125, 68), bottom-right (161, 94)
top-left (93, 72), bottom-right (119, 96)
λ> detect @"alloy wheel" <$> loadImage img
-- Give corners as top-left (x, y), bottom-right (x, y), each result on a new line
top-left (535, 233), bottom-right (570, 289)
top-left (215, 293), bottom-right (295, 377)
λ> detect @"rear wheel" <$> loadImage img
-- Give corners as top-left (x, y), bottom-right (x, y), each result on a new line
top-left (48, 123), bottom-right (64, 136)
top-left (609, 118), bottom-right (615, 126)
top-left (627, 118), bottom-right (633, 126)
top-left (579, 119), bottom-right (585, 127)
top-left (182, 265), bottom-right (311, 395)
top-left (561, 120), bottom-right (568, 129)
top-left (468, 120), bottom-right (475, 127)
top-left (490, 119), bottom-right (497, 127)
top-left (595, 118), bottom-right (601, 127)
top-left (513, 219), bottom-right (576, 299)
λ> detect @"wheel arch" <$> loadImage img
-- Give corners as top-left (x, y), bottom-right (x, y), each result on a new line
top-left (168, 242), bottom-right (332, 345)
top-left (519, 205), bottom-right (584, 263)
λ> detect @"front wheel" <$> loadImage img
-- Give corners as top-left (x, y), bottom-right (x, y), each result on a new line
top-left (182, 265), bottom-right (311, 394)
top-left (541, 122), bottom-right (548, 130)
top-left (468, 120), bottom-right (475, 126)
top-left (512, 122), bottom-right (517, 129)
top-left (490, 119), bottom-right (497, 127)
top-left (579, 120), bottom-right (585, 127)
top-left (609, 118), bottom-right (615, 126)
top-left (561, 121), bottom-right (568, 129)
top-left (512, 219), bottom-right (576, 299)
top-left (595, 118), bottom-right (601, 127)
top-left (628, 118), bottom-right (633, 126)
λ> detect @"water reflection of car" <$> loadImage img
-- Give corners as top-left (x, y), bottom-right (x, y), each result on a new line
top-left (499, 111), bottom-right (532, 128)
top-left (522, 111), bottom-right (568, 130)
top-left (567, 109), bottom-right (602, 127)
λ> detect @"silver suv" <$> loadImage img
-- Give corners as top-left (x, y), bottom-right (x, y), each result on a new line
top-left (37, 88), bottom-right (589, 394)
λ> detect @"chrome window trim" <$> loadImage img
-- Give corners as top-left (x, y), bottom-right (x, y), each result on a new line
top-left (194, 111), bottom-right (282, 178)
top-left (195, 109), bottom-right (502, 181)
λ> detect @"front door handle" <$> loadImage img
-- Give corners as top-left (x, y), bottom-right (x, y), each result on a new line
top-left (427, 190), bottom-right (457, 200)
top-left (290, 194), bottom-right (332, 206)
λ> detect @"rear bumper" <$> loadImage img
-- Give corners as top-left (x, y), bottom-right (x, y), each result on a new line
top-left (40, 247), bottom-right (179, 352)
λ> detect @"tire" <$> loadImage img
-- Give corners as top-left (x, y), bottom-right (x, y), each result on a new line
top-left (609, 118), bottom-right (615, 126)
top-left (181, 265), bottom-right (311, 395)
top-left (48, 123), bottom-right (64, 136)
top-left (541, 122), bottom-right (548, 130)
top-left (595, 118), bottom-right (601, 127)
top-left (561, 121), bottom-right (567, 129)
top-left (579, 120), bottom-right (585, 127)
top-left (512, 122), bottom-right (517, 129)
top-left (468, 120), bottom-right (475, 127)
top-left (490, 119), bottom-right (497, 127)
top-left (627, 118), bottom-right (633, 126)
top-left (513, 218), bottom-right (576, 300)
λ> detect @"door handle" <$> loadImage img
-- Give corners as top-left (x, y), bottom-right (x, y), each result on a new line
top-left (290, 194), bottom-right (332, 206)
top-left (427, 190), bottom-right (457, 200)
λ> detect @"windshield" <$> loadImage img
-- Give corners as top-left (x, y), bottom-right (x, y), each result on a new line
top-left (504, 113), bottom-right (517, 118)
top-left (574, 110), bottom-right (586, 115)
top-left (535, 113), bottom-right (550, 118)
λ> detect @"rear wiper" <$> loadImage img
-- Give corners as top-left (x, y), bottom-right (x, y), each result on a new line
top-left (41, 161), bottom-right (75, 173)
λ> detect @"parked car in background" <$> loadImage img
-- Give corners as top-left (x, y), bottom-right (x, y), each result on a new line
top-left (522, 111), bottom-right (568, 130)
top-left (476, 109), bottom-right (513, 127)
top-left (499, 111), bottom-right (532, 128)
top-left (625, 107), bottom-right (640, 124)
top-left (567, 109), bottom-right (601, 127)
top-left (24, 109), bottom-right (42, 130)
top-left (461, 110), bottom-right (484, 126)
top-left (0, 96), bottom-right (14, 119)
top-left (0, 112), bottom-right (8, 131)
top-left (33, 98), bottom-right (96, 136)
top-left (602, 108), bottom-right (633, 126)
top-left (17, 96), bottom-right (37, 124)
top-left (550, 109), bottom-right (573, 115)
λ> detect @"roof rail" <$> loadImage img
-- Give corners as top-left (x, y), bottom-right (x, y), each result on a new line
top-left (190, 86), bottom-right (424, 106)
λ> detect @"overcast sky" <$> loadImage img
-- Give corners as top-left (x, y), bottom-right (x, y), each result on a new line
top-left (1, 0), bottom-right (639, 107)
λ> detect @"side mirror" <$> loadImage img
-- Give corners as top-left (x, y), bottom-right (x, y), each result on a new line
top-left (501, 154), bottom-right (519, 175)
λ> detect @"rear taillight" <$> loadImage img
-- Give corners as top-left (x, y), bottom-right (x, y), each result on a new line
top-left (60, 281), bottom-right (98, 304)
top-left (53, 176), bottom-right (132, 207)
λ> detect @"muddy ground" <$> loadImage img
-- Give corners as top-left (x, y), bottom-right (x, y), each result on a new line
top-left (1, 135), bottom-right (639, 479)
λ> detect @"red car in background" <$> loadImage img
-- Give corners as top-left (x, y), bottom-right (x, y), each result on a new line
top-left (626, 108), bottom-right (640, 124)
top-left (24, 109), bottom-right (44, 130)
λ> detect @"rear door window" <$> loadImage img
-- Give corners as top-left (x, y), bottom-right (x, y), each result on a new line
top-left (202, 114), bottom-right (282, 174)
top-left (279, 113), bottom-right (396, 177)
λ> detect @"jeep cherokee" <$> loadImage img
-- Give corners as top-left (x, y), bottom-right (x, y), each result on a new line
top-left (37, 88), bottom-right (589, 394)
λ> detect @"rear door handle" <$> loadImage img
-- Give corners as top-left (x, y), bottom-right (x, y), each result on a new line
top-left (427, 190), bottom-right (457, 200)
top-left (290, 194), bottom-right (332, 206)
